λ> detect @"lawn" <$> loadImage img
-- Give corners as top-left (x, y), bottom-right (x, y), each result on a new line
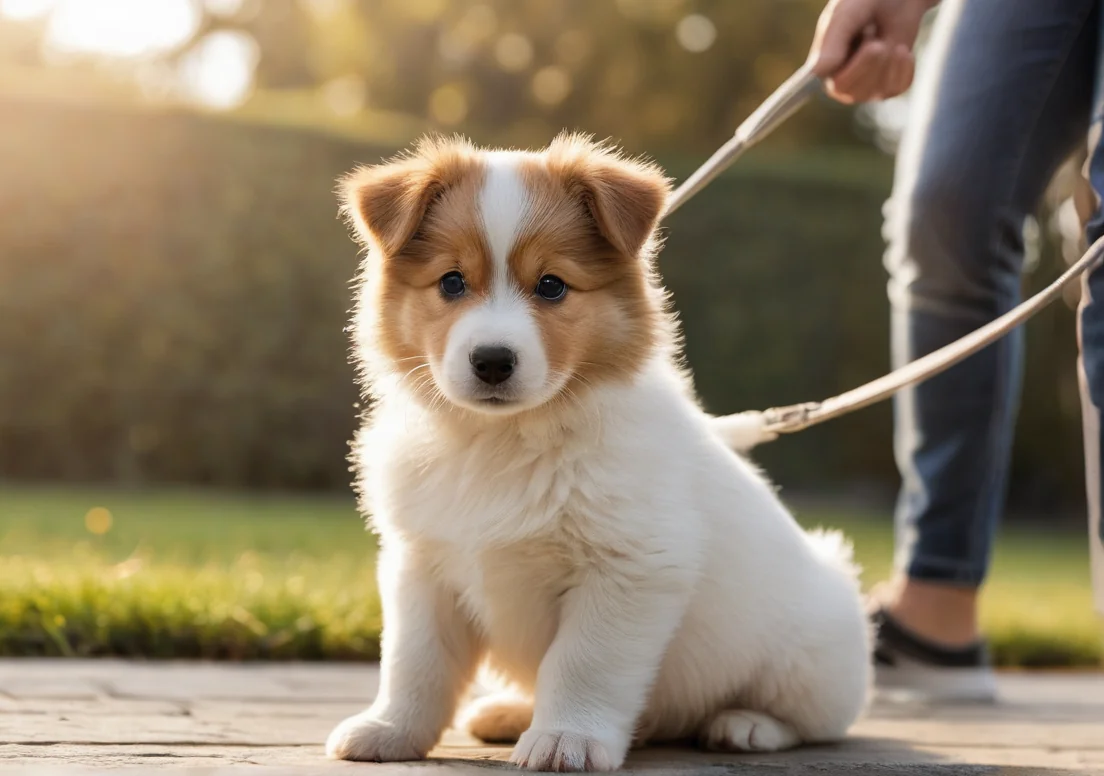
top-left (0, 485), bottom-right (1100, 667)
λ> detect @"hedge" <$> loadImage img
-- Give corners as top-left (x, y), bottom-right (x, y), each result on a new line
top-left (0, 96), bottom-right (1085, 507)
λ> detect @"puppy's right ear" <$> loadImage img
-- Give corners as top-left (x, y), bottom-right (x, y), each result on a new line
top-left (339, 137), bottom-right (477, 256)
top-left (339, 159), bottom-right (440, 257)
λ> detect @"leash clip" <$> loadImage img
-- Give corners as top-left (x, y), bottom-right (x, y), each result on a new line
top-left (762, 402), bottom-right (822, 435)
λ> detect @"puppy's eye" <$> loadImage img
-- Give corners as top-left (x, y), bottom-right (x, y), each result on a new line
top-left (535, 275), bottom-right (567, 302)
top-left (439, 271), bottom-right (466, 298)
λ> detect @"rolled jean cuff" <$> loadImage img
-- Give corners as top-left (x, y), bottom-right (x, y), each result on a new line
top-left (903, 554), bottom-right (986, 588)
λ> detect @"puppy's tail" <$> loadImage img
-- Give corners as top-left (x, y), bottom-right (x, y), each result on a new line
top-left (805, 526), bottom-right (862, 581)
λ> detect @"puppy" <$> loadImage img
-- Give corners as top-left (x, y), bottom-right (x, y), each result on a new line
top-left (326, 134), bottom-right (871, 771)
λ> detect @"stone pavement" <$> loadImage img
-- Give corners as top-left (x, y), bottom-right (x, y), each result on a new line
top-left (1, 661), bottom-right (1102, 775)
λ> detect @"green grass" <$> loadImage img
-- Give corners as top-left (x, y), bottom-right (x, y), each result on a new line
top-left (0, 487), bottom-right (382, 660)
top-left (0, 485), bottom-right (1100, 666)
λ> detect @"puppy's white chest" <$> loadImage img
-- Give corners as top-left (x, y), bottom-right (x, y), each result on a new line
top-left (372, 427), bottom-right (597, 546)
top-left (432, 541), bottom-right (576, 686)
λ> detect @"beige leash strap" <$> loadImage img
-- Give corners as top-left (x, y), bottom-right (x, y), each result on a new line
top-left (663, 63), bottom-right (822, 218)
top-left (757, 235), bottom-right (1104, 435)
top-left (667, 64), bottom-right (1104, 438)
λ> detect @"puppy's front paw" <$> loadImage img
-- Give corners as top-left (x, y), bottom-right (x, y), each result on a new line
top-left (510, 729), bottom-right (620, 772)
top-left (325, 712), bottom-right (428, 762)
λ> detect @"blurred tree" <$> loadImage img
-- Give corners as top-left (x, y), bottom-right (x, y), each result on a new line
top-left (0, 0), bottom-right (863, 155)
top-left (299, 0), bottom-right (859, 154)
top-left (0, 1), bottom-right (1088, 509)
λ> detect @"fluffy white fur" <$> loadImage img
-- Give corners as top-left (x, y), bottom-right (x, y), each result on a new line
top-left (327, 147), bottom-right (871, 771)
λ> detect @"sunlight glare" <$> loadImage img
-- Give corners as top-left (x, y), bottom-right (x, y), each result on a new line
top-left (45, 0), bottom-right (200, 59)
top-left (179, 29), bottom-right (258, 109)
top-left (0, 0), bottom-right (55, 20)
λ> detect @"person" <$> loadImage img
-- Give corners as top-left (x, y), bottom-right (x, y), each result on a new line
top-left (807, 0), bottom-right (1104, 701)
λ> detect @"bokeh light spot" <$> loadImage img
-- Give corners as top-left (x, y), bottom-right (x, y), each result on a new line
top-left (532, 66), bottom-right (571, 107)
top-left (676, 14), bottom-right (716, 53)
top-left (428, 84), bottom-right (468, 125)
top-left (179, 29), bottom-right (259, 109)
top-left (84, 507), bottom-right (113, 536)
top-left (323, 74), bottom-right (366, 117)
top-left (494, 33), bottom-right (533, 73)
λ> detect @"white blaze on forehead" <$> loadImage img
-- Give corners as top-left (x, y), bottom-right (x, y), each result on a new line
top-left (439, 152), bottom-right (553, 410)
top-left (479, 151), bottom-right (532, 288)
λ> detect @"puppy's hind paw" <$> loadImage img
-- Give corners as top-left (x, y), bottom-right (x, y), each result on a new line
top-left (460, 692), bottom-right (533, 744)
top-left (700, 709), bottom-right (800, 753)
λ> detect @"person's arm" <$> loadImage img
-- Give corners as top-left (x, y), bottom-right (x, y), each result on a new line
top-left (808, 0), bottom-right (939, 104)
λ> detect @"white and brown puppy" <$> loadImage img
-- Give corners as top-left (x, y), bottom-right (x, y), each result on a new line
top-left (326, 134), bottom-right (870, 771)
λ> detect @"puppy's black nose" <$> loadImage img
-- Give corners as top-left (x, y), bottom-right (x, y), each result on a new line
top-left (470, 346), bottom-right (516, 386)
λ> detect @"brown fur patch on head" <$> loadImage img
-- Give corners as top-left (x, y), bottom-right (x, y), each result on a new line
top-left (343, 136), bottom-right (489, 400)
top-left (542, 132), bottom-right (671, 260)
top-left (513, 133), bottom-right (673, 394)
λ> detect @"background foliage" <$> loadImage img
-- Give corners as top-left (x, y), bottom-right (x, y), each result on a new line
top-left (0, 96), bottom-right (1085, 504)
top-left (0, 0), bottom-right (1089, 506)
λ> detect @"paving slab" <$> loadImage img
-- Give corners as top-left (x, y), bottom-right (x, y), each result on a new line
top-left (0, 661), bottom-right (1102, 774)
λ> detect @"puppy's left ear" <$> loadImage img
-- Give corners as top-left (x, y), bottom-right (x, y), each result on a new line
top-left (550, 134), bottom-right (671, 258)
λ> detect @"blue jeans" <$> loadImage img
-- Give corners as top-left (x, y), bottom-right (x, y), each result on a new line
top-left (887, 0), bottom-right (1104, 589)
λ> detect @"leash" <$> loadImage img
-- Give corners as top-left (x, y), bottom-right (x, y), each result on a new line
top-left (665, 63), bottom-right (1104, 440)
top-left (663, 63), bottom-right (823, 218)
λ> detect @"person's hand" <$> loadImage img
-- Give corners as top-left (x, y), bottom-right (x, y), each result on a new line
top-left (808, 0), bottom-right (937, 104)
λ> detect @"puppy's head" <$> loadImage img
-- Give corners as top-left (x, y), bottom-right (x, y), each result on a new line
top-left (342, 133), bottom-right (671, 416)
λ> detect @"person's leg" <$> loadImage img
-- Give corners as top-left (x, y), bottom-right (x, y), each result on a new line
top-left (881, 0), bottom-right (1098, 691)
top-left (1077, 7), bottom-right (1104, 621)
